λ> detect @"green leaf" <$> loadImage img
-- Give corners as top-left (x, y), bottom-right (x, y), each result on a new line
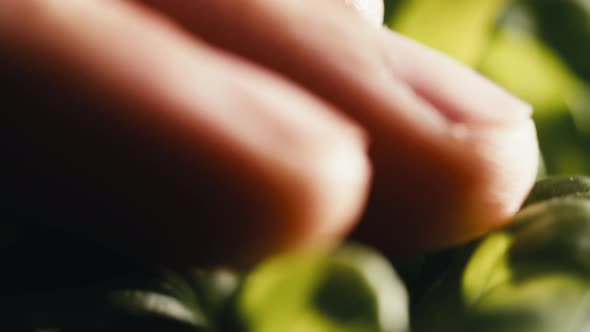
top-left (525, 0), bottom-right (590, 83)
top-left (387, 0), bottom-right (509, 66)
top-left (109, 289), bottom-right (207, 328)
top-left (508, 198), bottom-right (590, 274)
top-left (237, 244), bottom-right (409, 332)
top-left (478, 5), bottom-right (590, 175)
top-left (478, 25), bottom-right (581, 112)
top-left (416, 190), bottom-right (590, 332)
top-left (5, 267), bottom-right (244, 332)
top-left (523, 176), bottom-right (590, 207)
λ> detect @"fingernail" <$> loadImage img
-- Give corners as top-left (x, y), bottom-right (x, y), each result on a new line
top-left (383, 30), bottom-right (532, 125)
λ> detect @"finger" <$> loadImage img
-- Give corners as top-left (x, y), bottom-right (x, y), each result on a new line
top-left (141, 0), bottom-right (539, 252)
top-left (385, 32), bottom-right (532, 125)
top-left (353, 31), bottom-right (539, 252)
top-left (341, 0), bottom-right (384, 25)
top-left (0, 0), bottom-right (370, 265)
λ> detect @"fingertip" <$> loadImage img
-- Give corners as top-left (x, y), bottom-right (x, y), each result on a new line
top-left (354, 28), bottom-right (540, 251)
top-left (351, 115), bottom-right (539, 255)
top-left (463, 119), bottom-right (540, 235)
top-left (218, 116), bottom-right (372, 266)
top-left (289, 127), bottom-right (372, 248)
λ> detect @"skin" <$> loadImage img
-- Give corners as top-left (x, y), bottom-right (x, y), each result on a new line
top-left (0, 0), bottom-right (538, 266)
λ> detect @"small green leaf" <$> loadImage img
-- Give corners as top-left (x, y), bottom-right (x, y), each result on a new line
top-left (523, 176), bottom-right (590, 207)
top-left (237, 245), bottom-right (409, 332)
top-left (110, 290), bottom-right (207, 327)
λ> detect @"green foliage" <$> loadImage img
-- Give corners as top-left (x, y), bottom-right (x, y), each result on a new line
top-left (525, 0), bottom-right (590, 83)
top-left (386, 0), bottom-right (508, 66)
top-left (236, 244), bottom-right (409, 332)
top-left (383, 0), bottom-right (402, 24)
top-left (413, 177), bottom-right (590, 332)
top-left (5, 268), bottom-right (216, 331)
top-left (2, 244), bottom-right (408, 332)
top-left (523, 176), bottom-right (590, 207)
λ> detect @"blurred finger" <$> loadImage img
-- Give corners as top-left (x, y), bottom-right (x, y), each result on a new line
top-left (0, 0), bottom-right (370, 265)
top-left (142, 0), bottom-right (539, 252)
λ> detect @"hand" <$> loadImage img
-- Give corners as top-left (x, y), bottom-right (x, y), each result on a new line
top-left (0, 0), bottom-right (538, 265)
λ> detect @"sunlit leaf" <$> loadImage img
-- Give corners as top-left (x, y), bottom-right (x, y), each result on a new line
top-left (387, 0), bottom-right (509, 66)
top-left (237, 245), bottom-right (409, 332)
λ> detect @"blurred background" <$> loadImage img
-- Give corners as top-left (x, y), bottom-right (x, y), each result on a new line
top-left (385, 0), bottom-right (590, 176)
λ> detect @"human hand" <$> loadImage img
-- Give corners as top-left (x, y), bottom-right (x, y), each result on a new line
top-left (0, 0), bottom-right (538, 265)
